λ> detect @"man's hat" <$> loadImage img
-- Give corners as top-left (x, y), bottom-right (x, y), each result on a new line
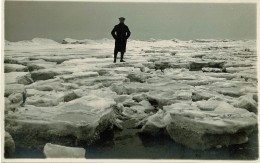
top-left (119, 17), bottom-right (125, 20)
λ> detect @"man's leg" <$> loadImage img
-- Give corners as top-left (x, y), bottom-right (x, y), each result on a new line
top-left (120, 52), bottom-right (125, 62)
top-left (114, 50), bottom-right (118, 63)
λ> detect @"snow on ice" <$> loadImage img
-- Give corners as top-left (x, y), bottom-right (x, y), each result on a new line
top-left (4, 38), bottom-right (257, 154)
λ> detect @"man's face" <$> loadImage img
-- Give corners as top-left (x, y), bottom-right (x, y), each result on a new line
top-left (119, 19), bottom-right (125, 23)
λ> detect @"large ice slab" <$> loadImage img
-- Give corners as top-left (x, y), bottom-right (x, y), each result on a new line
top-left (4, 64), bottom-right (28, 73)
top-left (5, 95), bottom-right (117, 148)
top-left (5, 72), bottom-right (33, 85)
top-left (4, 132), bottom-right (15, 157)
top-left (43, 143), bottom-right (85, 158)
top-left (165, 102), bottom-right (257, 150)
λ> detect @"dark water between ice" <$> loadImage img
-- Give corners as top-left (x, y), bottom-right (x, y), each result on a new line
top-left (11, 120), bottom-right (258, 160)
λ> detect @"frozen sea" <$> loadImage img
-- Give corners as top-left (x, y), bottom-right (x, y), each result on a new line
top-left (4, 38), bottom-right (258, 159)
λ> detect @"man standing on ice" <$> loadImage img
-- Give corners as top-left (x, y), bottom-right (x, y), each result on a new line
top-left (111, 17), bottom-right (131, 63)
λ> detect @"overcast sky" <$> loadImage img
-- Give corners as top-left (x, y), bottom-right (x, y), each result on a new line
top-left (5, 2), bottom-right (256, 42)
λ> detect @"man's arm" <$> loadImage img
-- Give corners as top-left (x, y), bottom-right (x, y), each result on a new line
top-left (126, 26), bottom-right (131, 39)
top-left (111, 26), bottom-right (117, 39)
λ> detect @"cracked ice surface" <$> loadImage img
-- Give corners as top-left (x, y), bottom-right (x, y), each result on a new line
top-left (4, 38), bottom-right (257, 152)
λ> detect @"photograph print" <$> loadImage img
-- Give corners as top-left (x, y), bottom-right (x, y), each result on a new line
top-left (3, 0), bottom-right (258, 161)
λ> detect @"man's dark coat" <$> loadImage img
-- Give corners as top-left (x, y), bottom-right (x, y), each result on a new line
top-left (111, 23), bottom-right (131, 53)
